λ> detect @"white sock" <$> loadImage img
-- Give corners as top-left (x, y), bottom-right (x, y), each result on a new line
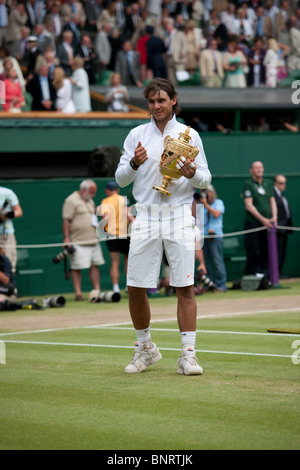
top-left (113, 284), bottom-right (120, 293)
top-left (135, 327), bottom-right (152, 347)
top-left (181, 331), bottom-right (196, 353)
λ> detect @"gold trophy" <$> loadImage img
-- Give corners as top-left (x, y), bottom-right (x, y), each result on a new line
top-left (153, 127), bottom-right (199, 196)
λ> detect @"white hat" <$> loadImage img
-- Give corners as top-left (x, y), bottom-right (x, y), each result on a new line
top-left (28, 36), bottom-right (38, 42)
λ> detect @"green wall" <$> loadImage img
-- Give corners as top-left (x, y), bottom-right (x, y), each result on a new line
top-left (0, 175), bottom-right (299, 296)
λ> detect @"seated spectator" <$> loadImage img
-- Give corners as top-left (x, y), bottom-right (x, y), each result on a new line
top-left (223, 35), bottom-right (247, 87)
top-left (200, 38), bottom-right (224, 87)
top-left (105, 72), bottom-right (129, 112)
top-left (248, 37), bottom-right (266, 87)
top-left (70, 56), bottom-right (92, 112)
top-left (27, 64), bottom-right (56, 111)
top-left (3, 67), bottom-right (25, 113)
top-left (0, 248), bottom-right (17, 303)
top-left (52, 66), bottom-right (76, 113)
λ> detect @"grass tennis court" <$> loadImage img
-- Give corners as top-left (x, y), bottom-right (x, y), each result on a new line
top-left (0, 281), bottom-right (300, 450)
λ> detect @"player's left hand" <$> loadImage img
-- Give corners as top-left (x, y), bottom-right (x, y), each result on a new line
top-left (176, 156), bottom-right (197, 179)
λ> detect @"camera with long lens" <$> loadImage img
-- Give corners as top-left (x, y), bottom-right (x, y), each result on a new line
top-left (42, 296), bottom-right (66, 308)
top-left (195, 269), bottom-right (217, 291)
top-left (89, 289), bottom-right (121, 303)
top-left (52, 245), bottom-right (75, 264)
top-left (0, 199), bottom-right (15, 223)
top-left (0, 282), bottom-right (18, 296)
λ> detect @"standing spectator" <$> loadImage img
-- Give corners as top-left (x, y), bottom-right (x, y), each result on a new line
top-left (124, 2), bottom-right (141, 40)
top-left (75, 34), bottom-right (96, 84)
top-left (98, 181), bottom-right (133, 295)
top-left (223, 35), bottom-right (247, 88)
top-left (115, 40), bottom-right (142, 87)
top-left (135, 27), bottom-right (152, 82)
top-left (105, 72), bottom-right (129, 112)
top-left (163, 16), bottom-right (187, 86)
top-left (61, 0), bottom-right (86, 29)
top-left (263, 37), bottom-right (288, 88)
top-left (44, 2), bottom-right (63, 39)
top-left (200, 38), bottom-right (224, 87)
top-left (201, 185), bottom-right (227, 292)
top-left (97, 1), bottom-right (117, 31)
top-left (0, 0), bottom-right (9, 47)
top-left (0, 186), bottom-right (23, 273)
top-left (34, 46), bottom-right (60, 80)
top-left (25, 0), bottom-right (37, 32)
top-left (248, 36), bottom-right (266, 87)
top-left (253, 6), bottom-right (274, 39)
top-left (273, 175), bottom-right (293, 278)
top-left (63, 13), bottom-right (82, 49)
top-left (146, 25), bottom-right (167, 79)
top-left (70, 56), bottom-right (92, 112)
top-left (27, 64), bottom-right (57, 111)
top-left (84, 0), bottom-right (104, 33)
top-left (3, 67), bottom-right (25, 112)
top-left (52, 66), bottom-right (76, 113)
top-left (184, 19), bottom-right (203, 74)
top-left (243, 161), bottom-right (277, 276)
top-left (232, 7), bottom-right (253, 45)
top-left (56, 30), bottom-right (74, 77)
top-left (5, 3), bottom-right (28, 54)
top-left (25, 35), bottom-right (41, 78)
top-left (95, 21), bottom-right (112, 78)
top-left (62, 180), bottom-right (105, 301)
top-left (286, 17), bottom-right (300, 73)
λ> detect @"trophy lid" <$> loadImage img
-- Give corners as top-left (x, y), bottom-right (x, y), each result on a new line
top-left (178, 127), bottom-right (192, 144)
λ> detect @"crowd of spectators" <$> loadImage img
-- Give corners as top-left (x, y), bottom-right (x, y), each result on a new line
top-left (0, 0), bottom-right (300, 114)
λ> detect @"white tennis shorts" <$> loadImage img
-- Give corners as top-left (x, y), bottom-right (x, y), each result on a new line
top-left (127, 216), bottom-right (196, 288)
top-left (69, 244), bottom-right (105, 270)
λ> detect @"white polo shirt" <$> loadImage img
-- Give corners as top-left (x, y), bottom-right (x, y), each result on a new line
top-left (115, 116), bottom-right (212, 220)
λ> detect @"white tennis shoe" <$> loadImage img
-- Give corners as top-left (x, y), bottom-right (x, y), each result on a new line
top-left (125, 342), bottom-right (162, 374)
top-left (177, 347), bottom-right (203, 376)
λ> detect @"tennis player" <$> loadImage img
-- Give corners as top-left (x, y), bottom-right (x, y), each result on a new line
top-left (115, 78), bottom-right (211, 375)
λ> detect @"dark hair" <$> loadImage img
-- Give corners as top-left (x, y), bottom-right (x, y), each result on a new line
top-left (143, 78), bottom-right (181, 116)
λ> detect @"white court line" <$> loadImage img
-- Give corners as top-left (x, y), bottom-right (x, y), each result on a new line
top-left (95, 326), bottom-right (300, 337)
top-left (0, 306), bottom-right (299, 338)
top-left (2, 339), bottom-right (293, 359)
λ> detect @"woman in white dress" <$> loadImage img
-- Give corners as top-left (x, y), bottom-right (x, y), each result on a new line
top-left (69, 57), bottom-right (91, 113)
top-left (105, 73), bottom-right (129, 112)
top-left (52, 67), bottom-right (76, 113)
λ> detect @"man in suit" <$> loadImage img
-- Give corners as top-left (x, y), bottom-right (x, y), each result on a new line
top-left (61, 0), bottom-right (86, 29)
top-left (115, 40), bottom-right (142, 87)
top-left (146, 25), bottom-right (167, 79)
top-left (200, 38), bottom-right (224, 87)
top-left (95, 21), bottom-right (111, 78)
top-left (163, 17), bottom-right (187, 87)
top-left (56, 30), bottom-right (74, 76)
top-left (5, 3), bottom-right (28, 53)
top-left (27, 64), bottom-right (56, 111)
top-left (273, 175), bottom-right (292, 277)
top-left (75, 34), bottom-right (96, 84)
top-left (253, 6), bottom-right (273, 39)
top-left (0, 0), bottom-right (9, 47)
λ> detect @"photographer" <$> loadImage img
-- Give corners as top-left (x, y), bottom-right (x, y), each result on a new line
top-left (0, 247), bottom-right (17, 302)
top-left (62, 180), bottom-right (105, 301)
top-left (0, 186), bottom-right (23, 272)
top-left (199, 185), bottom-right (227, 292)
